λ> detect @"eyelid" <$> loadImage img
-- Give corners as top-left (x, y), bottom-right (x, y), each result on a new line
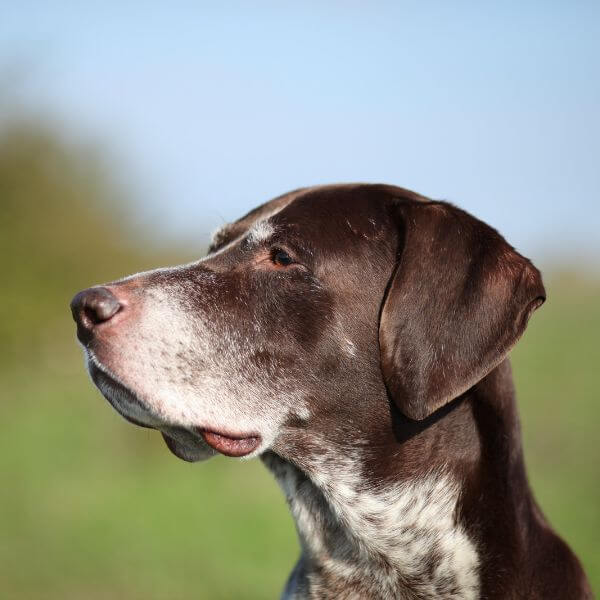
top-left (271, 246), bottom-right (292, 257)
top-left (268, 245), bottom-right (310, 272)
top-left (269, 237), bottom-right (306, 257)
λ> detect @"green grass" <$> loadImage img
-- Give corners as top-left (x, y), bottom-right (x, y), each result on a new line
top-left (1, 273), bottom-right (597, 599)
top-left (0, 363), bottom-right (297, 599)
top-left (512, 272), bottom-right (600, 592)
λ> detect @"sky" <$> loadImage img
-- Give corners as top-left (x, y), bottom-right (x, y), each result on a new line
top-left (2, 1), bottom-right (599, 263)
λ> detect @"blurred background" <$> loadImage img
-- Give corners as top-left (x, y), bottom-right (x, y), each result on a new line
top-left (1, 2), bottom-right (598, 598)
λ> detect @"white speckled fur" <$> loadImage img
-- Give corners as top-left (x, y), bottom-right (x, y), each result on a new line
top-left (267, 448), bottom-right (479, 600)
top-left (210, 194), bottom-right (295, 253)
top-left (247, 219), bottom-right (276, 244)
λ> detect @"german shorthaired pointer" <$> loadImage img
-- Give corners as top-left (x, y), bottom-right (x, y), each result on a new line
top-left (71, 184), bottom-right (592, 599)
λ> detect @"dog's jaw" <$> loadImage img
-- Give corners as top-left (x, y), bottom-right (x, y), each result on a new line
top-left (85, 349), bottom-right (217, 461)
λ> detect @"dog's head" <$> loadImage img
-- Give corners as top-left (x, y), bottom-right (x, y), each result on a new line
top-left (71, 184), bottom-right (545, 462)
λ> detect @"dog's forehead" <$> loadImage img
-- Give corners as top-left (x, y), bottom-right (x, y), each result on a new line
top-left (209, 188), bottom-right (304, 251)
top-left (212, 184), bottom-right (399, 253)
top-left (267, 185), bottom-right (400, 253)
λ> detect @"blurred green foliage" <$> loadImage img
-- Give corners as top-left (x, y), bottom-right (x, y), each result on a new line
top-left (0, 121), bottom-right (598, 598)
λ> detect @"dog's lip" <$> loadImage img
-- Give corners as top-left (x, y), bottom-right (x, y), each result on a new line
top-left (196, 427), bottom-right (261, 457)
top-left (89, 363), bottom-right (155, 429)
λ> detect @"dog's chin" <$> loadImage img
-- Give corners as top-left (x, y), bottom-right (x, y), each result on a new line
top-left (86, 358), bottom-right (216, 463)
top-left (160, 429), bottom-right (217, 462)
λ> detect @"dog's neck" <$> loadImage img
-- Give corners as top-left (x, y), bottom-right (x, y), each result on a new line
top-left (263, 361), bottom-right (541, 599)
top-left (262, 444), bottom-right (480, 599)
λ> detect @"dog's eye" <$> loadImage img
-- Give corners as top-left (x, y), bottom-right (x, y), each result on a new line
top-left (272, 249), bottom-right (294, 267)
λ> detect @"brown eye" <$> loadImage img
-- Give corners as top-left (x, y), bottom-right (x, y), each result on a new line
top-left (272, 249), bottom-right (294, 267)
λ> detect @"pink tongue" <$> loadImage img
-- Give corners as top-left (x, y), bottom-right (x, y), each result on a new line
top-left (199, 429), bottom-right (260, 457)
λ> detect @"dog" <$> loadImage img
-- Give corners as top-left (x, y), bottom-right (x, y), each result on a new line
top-left (71, 184), bottom-right (592, 599)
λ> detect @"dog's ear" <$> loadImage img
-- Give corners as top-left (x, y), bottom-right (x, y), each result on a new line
top-left (379, 200), bottom-right (545, 421)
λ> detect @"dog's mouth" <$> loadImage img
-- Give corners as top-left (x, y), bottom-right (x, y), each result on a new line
top-left (86, 356), bottom-right (262, 460)
top-left (196, 428), bottom-right (261, 458)
top-left (88, 361), bottom-right (157, 428)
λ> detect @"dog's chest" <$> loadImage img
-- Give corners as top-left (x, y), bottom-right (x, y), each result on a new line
top-left (266, 454), bottom-right (480, 600)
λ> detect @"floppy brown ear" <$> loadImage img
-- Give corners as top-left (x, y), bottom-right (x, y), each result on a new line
top-left (379, 200), bottom-right (545, 421)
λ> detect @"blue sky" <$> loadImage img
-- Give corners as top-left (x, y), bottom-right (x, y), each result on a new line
top-left (2, 2), bottom-right (599, 263)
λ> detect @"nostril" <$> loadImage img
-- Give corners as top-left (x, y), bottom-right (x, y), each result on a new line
top-left (70, 287), bottom-right (122, 330)
top-left (87, 293), bottom-right (120, 323)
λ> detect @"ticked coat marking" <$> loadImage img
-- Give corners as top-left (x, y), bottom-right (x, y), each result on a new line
top-left (265, 451), bottom-right (479, 600)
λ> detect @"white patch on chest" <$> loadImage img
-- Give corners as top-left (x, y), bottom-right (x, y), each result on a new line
top-left (269, 452), bottom-right (480, 599)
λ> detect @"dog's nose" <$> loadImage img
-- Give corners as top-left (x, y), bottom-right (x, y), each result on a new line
top-left (70, 287), bottom-right (122, 339)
